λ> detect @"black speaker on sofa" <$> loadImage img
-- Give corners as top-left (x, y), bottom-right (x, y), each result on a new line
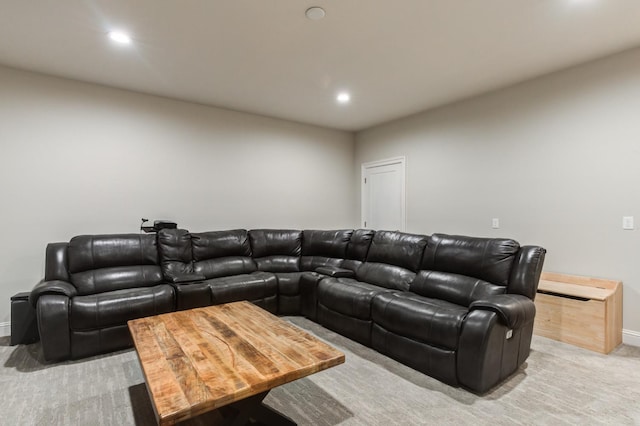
top-left (140, 218), bottom-right (177, 233)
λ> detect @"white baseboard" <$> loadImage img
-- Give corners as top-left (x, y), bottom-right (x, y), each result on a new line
top-left (0, 321), bottom-right (10, 338)
top-left (623, 329), bottom-right (640, 347)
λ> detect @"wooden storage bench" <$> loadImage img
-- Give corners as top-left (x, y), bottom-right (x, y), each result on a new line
top-left (533, 272), bottom-right (622, 354)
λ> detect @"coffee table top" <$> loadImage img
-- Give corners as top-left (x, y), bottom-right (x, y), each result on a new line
top-left (128, 301), bottom-right (345, 425)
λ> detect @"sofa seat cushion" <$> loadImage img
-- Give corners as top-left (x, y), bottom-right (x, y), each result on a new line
top-left (276, 272), bottom-right (304, 295)
top-left (204, 271), bottom-right (277, 305)
top-left (372, 292), bottom-right (468, 350)
top-left (317, 278), bottom-right (394, 320)
top-left (275, 272), bottom-right (305, 315)
top-left (70, 284), bottom-right (174, 331)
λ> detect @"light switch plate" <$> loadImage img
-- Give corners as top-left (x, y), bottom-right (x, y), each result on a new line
top-left (623, 216), bottom-right (634, 230)
top-left (492, 218), bottom-right (500, 229)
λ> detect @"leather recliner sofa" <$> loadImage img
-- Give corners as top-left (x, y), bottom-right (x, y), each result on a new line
top-left (30, 228), bottom-right (545, 393)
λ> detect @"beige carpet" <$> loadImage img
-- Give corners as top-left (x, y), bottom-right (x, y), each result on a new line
top-left (1, 317), bottom-right (639, 425)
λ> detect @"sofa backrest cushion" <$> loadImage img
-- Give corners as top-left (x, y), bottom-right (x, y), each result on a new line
top-left (192, 229), bottom-right (251, 259)
top-left (410, 270), bottom-right (506, 307)
top-left (366, 231), bottom-right (428, 271)
top-left (508, 245), bottom-right (546, 299)
top-left (301, 229), bottom-right (352, 270)
top-left (68, 234), bottom-right (163, 295)
top-left (249, 229), bottom-right (302, 272)
top-left (420, 234), bottom-right (520, 286)
top-left (355, 231), bottom-right (427, 291)
top-left (192, 230), bottom-right (257, 278)
top-left (157, 228), bottom-right (194, 277)
top-left (342, 229), bottom-right (375, 271)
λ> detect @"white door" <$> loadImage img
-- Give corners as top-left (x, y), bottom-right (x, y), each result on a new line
top-left (362, 157), bottom-right (406, 231)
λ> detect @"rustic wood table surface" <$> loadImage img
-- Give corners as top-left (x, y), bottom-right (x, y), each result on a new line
top-left (128, 301), bottom-right (345, 425)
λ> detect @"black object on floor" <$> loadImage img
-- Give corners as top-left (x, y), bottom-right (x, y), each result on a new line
top-left (10, 292), bottom-right (39, 346)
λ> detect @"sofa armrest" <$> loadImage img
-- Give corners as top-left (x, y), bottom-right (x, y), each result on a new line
top-left (167, 273), bottom-right (207, 284)
top-left (300, 272), bottom-right (324, 320)
top-left (459, 295), bottom-right (537, 393)
top-left (315, 266), bottom-right (355, 278)
top-left (174, 282), bottom-right (212, 310)
top-left (29, 280), bottom-right (77, 308)
top-left (469, 294), bottom-right (535, 329)
top-left (35, 294), bottom-right (72, 361)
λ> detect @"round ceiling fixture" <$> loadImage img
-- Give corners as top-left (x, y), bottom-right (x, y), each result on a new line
top-left (305, 7), bottom-right (326, 20)
top-left (108, 31), bottom-right (132, 44)
top-left (337, 92), bottom-right (351, 104)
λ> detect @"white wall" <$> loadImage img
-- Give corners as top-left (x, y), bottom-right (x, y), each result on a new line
top-left (355, 47), bottom-right (640, 341)
top-left (0, 66), bottom-right (356, 330)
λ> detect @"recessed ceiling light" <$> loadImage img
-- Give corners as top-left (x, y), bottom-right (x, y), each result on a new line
top-left (108, 31), bottom-right (132, 44)
top-left (337, 92), bottom-right (351, 104)
top-left (306, 7), bottom-right (326, 20)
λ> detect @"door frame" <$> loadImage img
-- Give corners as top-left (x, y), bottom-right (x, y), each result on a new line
top-left (361, 156), bottom-right (406, 231)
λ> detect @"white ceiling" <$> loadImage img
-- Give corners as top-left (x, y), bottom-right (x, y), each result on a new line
top-left (1, 1), bottom-right (640, 131)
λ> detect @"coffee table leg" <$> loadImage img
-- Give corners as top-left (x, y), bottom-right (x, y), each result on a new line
top-left (251, 403), bottom-right (297, 426)
top-left (218, 391), bottom-right (296, 426)
top-left (219, 391), bottom-right (268, 426)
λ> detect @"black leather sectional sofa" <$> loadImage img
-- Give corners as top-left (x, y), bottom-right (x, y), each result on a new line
top-left (30, 228), bottom-right (545, 393)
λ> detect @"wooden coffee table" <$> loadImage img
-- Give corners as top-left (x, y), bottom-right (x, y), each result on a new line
top-left (128, 301), bottom-right (345, 425)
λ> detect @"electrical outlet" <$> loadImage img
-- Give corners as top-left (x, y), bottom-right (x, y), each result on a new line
top-left (492, 218), bottom-right (500, 229)
top-left (623, 216), bottom-right (634, 230)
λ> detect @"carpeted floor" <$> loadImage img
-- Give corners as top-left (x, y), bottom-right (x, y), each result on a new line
top-left (1, 317), bottom-right (639, 425)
